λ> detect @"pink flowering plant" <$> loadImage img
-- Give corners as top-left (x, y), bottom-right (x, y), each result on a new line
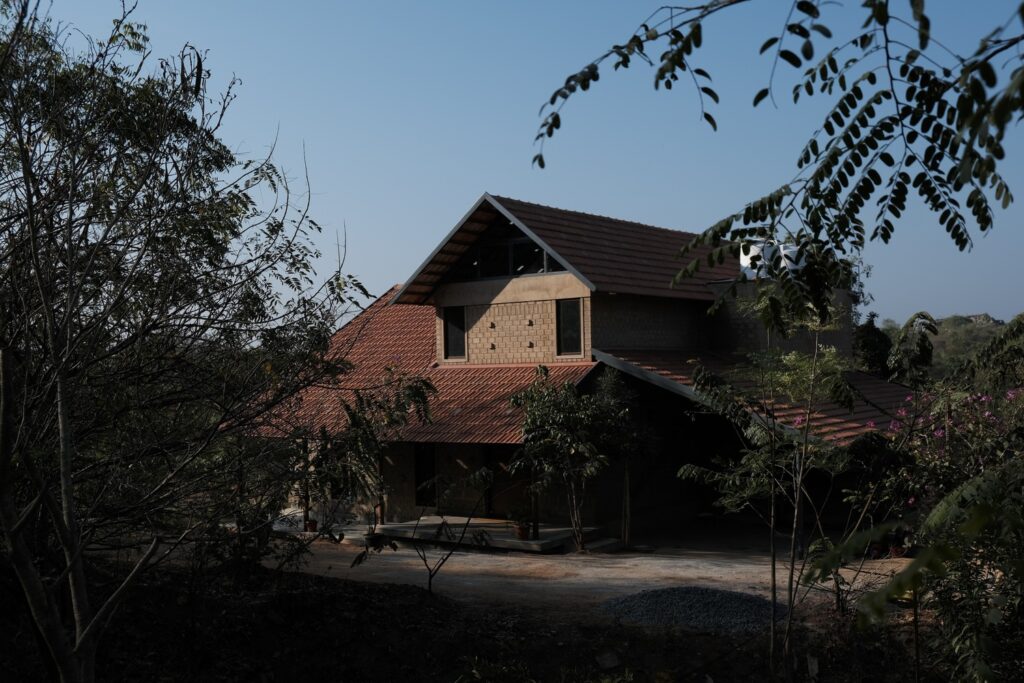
top-left (840, 381), bottom-right (1024, 680)
top-left (883, 387), bottom-right (1024, 515)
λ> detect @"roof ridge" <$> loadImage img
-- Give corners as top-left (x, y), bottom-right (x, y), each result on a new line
top-left (491, 195), bottom-right (699, 240)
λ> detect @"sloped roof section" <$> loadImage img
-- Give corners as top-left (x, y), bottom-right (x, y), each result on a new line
top-left (394, 193), bottom-right (738, 304)
top-left (491, 196), bottom-right (738, 301)
top-left (403, 363), bottom-right (595, 444)
top-left (267, 286), bottom-right (596, 444)
top-left (597, 349), bottom-right (909, 446)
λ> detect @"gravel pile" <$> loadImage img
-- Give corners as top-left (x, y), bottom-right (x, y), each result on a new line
top-left (599, 586), bottom-right (786, 634)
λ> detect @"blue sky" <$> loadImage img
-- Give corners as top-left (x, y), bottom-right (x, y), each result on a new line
top-left (52, 1), bottom-right (1024, 323)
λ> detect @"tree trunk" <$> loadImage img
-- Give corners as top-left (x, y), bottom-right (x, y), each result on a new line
top-left (621, 460), bottom-right (631, 547)
top-left (530, 466), bottom-right (540, 541)
top-left (769, 468), bottom-right (778, 678)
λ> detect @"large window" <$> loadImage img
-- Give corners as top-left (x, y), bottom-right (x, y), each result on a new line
top-left (443, 222), bottom-right (566, 282)
top-left (556, 298), bottom-right (582, 356)
top-left (443, 306), bottom-right (466, 359)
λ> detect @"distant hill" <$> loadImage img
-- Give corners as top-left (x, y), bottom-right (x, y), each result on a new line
top-left (905, 313), bottom-right (1007, 376)
top-left (880, 313), bottom-right (1008, 378)
top-left (931, 314), bottom-right (1007, 377)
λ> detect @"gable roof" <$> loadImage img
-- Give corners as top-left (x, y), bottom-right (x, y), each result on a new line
top-left (394, 193), bottom-right (738, 305)
top-left (265, 286), bottom-right (596, 445)
top-left (268, 289), bottom-right (903, 447)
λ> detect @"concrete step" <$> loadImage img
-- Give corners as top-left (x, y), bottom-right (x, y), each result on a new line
top-left (584, 537), bottom-right (624, 553)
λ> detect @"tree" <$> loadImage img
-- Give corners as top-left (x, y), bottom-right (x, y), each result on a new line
top-left (590, 367), bottom-right (647, 546)
top-left (930, 313), bottom-right (1009, 379)
top-left (680, 291), bottom-right (855, 676)
top-left (536, 1), bottom-right (1024, 328)
top-left (853, 312), bottom-right (893, 376)
top-left (509, 368), bottom-right (634, 548)
top-left (887, 310), bottom-right (938, 386)
top-left (534, 4), bottom-right (1024, 677)
top-left (0, 6), bottom-right (358, 681)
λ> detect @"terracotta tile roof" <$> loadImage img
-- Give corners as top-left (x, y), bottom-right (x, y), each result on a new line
top-left (267, 287), bottom-right (595, 444)
top-left (403, 363), bottom-right (595, 444)
top-left (599, 349), bottom-right (910, 446)
top-left (492, 196), bottom-right (738, 301)
top-left (395, 193), bottom-right (738, 304)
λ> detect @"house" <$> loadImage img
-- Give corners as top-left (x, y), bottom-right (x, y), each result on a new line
top-left (279, 193), bottom-right (907, 535)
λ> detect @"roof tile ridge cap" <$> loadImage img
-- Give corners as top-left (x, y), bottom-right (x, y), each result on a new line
top-left (492, 195), bottom-right (698, 239)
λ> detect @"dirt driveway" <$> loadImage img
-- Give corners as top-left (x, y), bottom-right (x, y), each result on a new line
top-left (303, 537), bottom-right (776, 611)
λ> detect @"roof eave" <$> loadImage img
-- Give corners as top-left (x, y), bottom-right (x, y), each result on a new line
top-left (391, 193), bottom-right (493, 305)
top-left (593, 349), bottom-right (807, 440)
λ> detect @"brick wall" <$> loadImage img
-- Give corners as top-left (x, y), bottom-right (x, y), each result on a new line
top-left (590, 293), bottom-right (713, 351)
top-left (436, 297), bottom-right (591, 365)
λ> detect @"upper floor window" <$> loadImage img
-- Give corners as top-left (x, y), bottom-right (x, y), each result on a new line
top-left (556, 298), bottom-right (582, 356)
top-left (443, 306), bottom-right (467, 359)
top-left (444, 222), bottom-right (566, 282)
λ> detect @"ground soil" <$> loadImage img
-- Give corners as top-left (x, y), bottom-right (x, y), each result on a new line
top-left (0, 523), bottom-right (934, 681)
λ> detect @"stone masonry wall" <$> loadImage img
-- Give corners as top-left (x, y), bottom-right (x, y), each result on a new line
top-left (590, 293), bottom-right (713, 351)
top-left (437, 297), bottom-right (591, 365)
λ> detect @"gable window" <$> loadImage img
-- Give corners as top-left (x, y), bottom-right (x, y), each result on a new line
top-left (512, 240), bottom-right (545, 275)
top-left (443, 306), bottom-right (466, 359)
top-left (556, 298), bottom-right (582, 356)
top-left (442, 221), bottom-right (566, 283)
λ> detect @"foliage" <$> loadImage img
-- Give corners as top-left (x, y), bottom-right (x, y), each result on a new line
top-left (0, 5), bottom-right (382, 681)
top-left (534, 3), bottom-right (1024, 677)
top-left (853, 312), bottom-right (893, 376)
top-left (312, 368), bottom-right (435, 508)
top-left (536, 2), bottom-right (1024, 329)
top-left (679, 324), bottom-right (855, 675)
top-left (510, 367), bottom-right (640, 550)
top-left (887, 311), bottom-right (938, 386)
top-left (351, 466), bottom-right (492, 595)
top-left (955, 313), bottom-right (1024, 393)
top-left (814, 319), bottom-right (1024, 680)
top-left (931, 313), bottom-right (1018, 381)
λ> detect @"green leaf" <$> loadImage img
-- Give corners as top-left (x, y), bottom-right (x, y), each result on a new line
top-left (753, 88), bottom-right (770, 107)
top-left (760, 36), bottom-right (779, 54)
top-left (703, 111), bottom-right (717, 131)
top-left (787, 23), bottom-right (810, 39)
top-left (701, 86), bottom-right (720, 104)
top-left (779, 50), bottom-right (802, 68)
top-left (796, 1), bottom-right (820, 19)
top-left (872, 2), bottom-right (889, 26)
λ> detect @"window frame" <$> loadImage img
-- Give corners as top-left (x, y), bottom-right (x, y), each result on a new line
top-left (442, 305), bottom-right (467, 360)
top-left (555, 298), bottom-right (583, 357)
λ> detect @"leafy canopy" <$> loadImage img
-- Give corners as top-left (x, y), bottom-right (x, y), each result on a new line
top-left (536, 2), bottom-right (1024, 328)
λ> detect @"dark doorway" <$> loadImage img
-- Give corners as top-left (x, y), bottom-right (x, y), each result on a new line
top-left (414, 444), bottom-right (437, 507)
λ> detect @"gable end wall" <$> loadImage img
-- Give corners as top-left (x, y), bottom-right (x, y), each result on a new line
top-left (435, 297), bottom-right (591, 365)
